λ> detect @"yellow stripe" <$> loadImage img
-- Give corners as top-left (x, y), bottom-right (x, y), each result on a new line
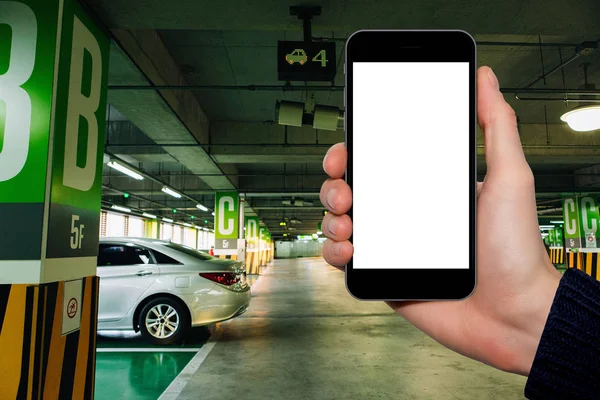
top-left (37, 288), bottom-right (48, 398)
top-left (596, 254), bottom-right (600, 281)
top-left (43, 281), bottom-right (66, 399)
top-left (27, 287), bottom-right (39, 400)
top-left (0, 285), bottom-right (27, 399)
top-left (72, 278), bottom-right (92, 400)
top-left (231, 255), bottom-right (237, 261)
top-left (586, 252), bottom-right (593, 276)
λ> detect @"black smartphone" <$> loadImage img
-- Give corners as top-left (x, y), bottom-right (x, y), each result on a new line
top-left (345, 30), bottom-right (477, 301)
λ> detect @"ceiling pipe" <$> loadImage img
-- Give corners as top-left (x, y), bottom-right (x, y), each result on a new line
top-left (105, 190), bottom-right (321, 197)
top-left (538, 207), bottom-right (563, 215)
top-left (311, 37), bottom-right (583, 48)
top-left (107, 84), bottom-right (600, 96)
top-left (108, 84), bottom-right (344, 91)
top-left (106, 143), bottom-right (334, 148)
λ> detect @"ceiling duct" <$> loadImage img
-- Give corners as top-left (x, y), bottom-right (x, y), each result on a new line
top-left (282, 198), bottom-right (313, 207)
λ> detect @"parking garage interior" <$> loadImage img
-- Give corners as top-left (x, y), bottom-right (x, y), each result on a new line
top-left (1, 0), bottom-right (600, 399)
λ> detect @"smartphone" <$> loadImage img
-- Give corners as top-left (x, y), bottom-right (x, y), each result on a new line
top-left (345, 30), bottom-right (476, 301)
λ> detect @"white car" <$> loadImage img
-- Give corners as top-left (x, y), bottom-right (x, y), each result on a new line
top-left (97, 237), bottom-right (250, 345)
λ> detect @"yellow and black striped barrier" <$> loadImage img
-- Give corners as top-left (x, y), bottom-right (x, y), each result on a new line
top-left (548, 247), bottom-right (564, 264)
top-left (245, 252), bottom-right (261, 275)
top-left (0, 276), bottom-right (99, 399)
top-left (566, 251), bottom-right (600, 281)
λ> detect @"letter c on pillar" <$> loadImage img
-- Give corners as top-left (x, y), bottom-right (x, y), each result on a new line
top-left (218, 196), bottom-right (234, 235)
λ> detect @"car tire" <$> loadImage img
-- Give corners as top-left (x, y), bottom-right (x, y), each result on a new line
top-left (138, 297), bottom-right (189, 345)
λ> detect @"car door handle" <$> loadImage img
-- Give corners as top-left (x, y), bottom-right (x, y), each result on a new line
top-left (136, 270), bottom-right (153, 276)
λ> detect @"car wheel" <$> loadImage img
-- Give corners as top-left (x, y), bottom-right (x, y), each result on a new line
top-left (139, 297), bottom-right (188, 345)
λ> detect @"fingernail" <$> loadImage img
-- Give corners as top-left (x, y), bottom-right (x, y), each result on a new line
top-left (326, 188), bottom-right (338, 211)
top-left (328, 220), bottom-right (337, 235)
top-left (322, 152), bottom-right (329, 172)
top-left (333, 242), bottom-right (343, 256)
top-left (488, 68), bottom-right (499, 91)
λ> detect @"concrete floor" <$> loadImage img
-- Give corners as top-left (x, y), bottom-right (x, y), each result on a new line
top-left (177, 258), bottom-right (527, 400)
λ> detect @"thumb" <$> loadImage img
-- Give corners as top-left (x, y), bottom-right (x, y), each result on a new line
top-left (478, 67), bottom-right (530, 181)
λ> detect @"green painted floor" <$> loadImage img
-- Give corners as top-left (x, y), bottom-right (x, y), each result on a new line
top-left (94, 328), bottom-right (212, 400)
top-left (95, 351), bottom-right (194, 400)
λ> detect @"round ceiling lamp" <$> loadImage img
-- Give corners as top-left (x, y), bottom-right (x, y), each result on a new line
top-left (560, 105), bottom-right (600, 132)
top-left (560, 63), bottom-right (600, 132)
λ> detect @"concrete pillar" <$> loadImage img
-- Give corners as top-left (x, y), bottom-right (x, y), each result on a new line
top-left (0, 0), bottom-right (109, 398)
top-left (563, 196), bottom-right (600, 280)
top-left (245, 217), bottom-right (260, 274)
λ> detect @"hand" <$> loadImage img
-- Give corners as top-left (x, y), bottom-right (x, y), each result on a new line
top-left (320, 66), bottom-right (562, 376)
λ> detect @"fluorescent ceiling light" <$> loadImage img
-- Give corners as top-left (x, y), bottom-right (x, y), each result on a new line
top-left (195, 225), bottom-right (202, 230)
top-left (550, 220), bottom-right (564, 224)
top-left (182, 223), bottom-right (192, 227)
top-left (162, 217), bottom-right (174, 223)
top-left (142, 213), bottom-right (157, 219)
top-left (162, 187), bottom-right (182, 198)
top-left (316, 230), bottom-right (323, 235)
top-left (560, 105), bottom-right (600, 132)
top-left (211, 212), bottom-right (215, 216)
top-left (111, 205), bottom-right (131, 213)
top-left (107, 161), bottom-right (144, 180)
top-left (196, 203), bottom-right (209, 211)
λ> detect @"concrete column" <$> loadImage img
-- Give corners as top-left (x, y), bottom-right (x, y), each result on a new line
top-left (563, 196), bottom-right (600, 280)
top-left (245, 217), bottom-right (260, 274)
top-left (0, 0), bottom-right (109, 398)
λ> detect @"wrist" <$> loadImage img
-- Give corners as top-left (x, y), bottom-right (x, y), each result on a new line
top-left (509, 268), bottom-right (562, 376)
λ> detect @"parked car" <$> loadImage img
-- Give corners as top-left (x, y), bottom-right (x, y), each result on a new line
top-left (96, 237), bottom-right (250, 345)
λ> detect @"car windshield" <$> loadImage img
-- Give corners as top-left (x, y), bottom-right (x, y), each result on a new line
top-left (162, 242), bottom-right (213, 261)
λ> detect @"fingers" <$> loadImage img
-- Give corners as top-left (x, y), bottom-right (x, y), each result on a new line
top-left (323, 212), bottom-right (352, 241)
top-left (322, 239), bottom-right (354, 269)
top-left (321, 143), bottom-right (353, 269)
top-left (320, 178), bottom-right (352, 214)
top-left (477, 67), bottom-right (531, 182)
top-left (323, 143), bottom-right (347, 179)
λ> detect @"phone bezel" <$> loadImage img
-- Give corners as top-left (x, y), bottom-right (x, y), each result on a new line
top-left (345, 30), bottom-right (477, 301)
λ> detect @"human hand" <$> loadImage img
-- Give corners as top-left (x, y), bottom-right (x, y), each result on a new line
top-left (320, 66), bottom-right (562, 376)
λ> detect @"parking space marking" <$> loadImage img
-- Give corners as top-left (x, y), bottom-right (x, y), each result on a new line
top-left (97, 348), bottom-right (201, 353)
top-left (158, 322), bottom-right (228, 400)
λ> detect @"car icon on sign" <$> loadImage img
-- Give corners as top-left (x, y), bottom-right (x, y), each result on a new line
top-left (286, 49), bottom-right (308, 65)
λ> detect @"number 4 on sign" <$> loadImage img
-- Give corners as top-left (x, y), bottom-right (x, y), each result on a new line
top-left (312, 50), bottom-right (328, 67)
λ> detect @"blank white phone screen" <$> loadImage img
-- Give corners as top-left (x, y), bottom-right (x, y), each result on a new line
top-left (352, 62), bottom-right (469, 269)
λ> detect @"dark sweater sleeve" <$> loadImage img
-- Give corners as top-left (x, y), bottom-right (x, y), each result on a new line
top-left (525, 268), bottom-right (600, 399)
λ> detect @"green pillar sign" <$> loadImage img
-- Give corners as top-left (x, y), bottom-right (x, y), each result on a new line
top-left (580, 196), bottom-right (598, 248)
top-left (563, 196), bottom-right (600, 251)
top-left (259, 227), bottom-right (266, 251)
top-left (214, 191), bottom-right (240, 255)
top-left (564, 197), bottom-right (582, 251)
top-left (245, 216), bottom-right (259, 252)
top-left (554, 226), bottom-right (563, 247)
top-left (0, 0), bottom-right (109, 283)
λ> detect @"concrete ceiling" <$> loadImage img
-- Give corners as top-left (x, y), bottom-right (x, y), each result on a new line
top-left (85, 0), bottom-right (600, 234)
